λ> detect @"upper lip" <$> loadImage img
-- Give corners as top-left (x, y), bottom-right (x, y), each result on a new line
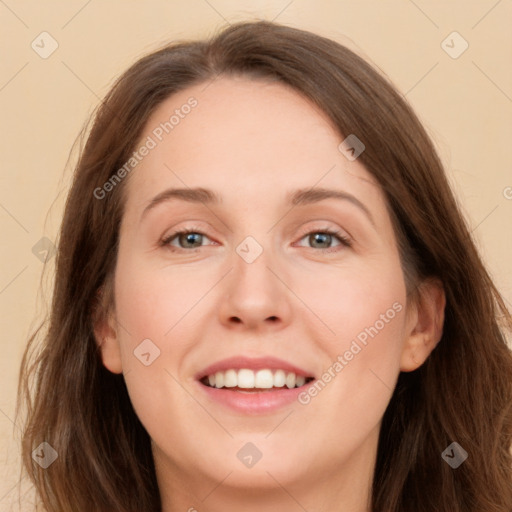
top-left (195, 355), bottom-right (316, 380)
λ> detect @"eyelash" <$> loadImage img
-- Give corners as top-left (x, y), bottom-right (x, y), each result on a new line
top-left (160, 225), bottom-right (352, 253)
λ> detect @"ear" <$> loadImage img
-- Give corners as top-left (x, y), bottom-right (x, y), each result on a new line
top-left (400, 277), bottom-right (446, 372)
top-left (92, 287), bottom-right (123, 374)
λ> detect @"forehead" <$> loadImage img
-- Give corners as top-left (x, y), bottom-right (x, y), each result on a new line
top-left (122, 76), bottom-right (382, 216)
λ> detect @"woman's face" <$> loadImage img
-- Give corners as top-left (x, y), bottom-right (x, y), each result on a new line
top-left (98, 76), bottom-right (425, 508)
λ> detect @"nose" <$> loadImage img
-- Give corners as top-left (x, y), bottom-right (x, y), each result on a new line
top-left (217, 245), bottom-right (292, 332)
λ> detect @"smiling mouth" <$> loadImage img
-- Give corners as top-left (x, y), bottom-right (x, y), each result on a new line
top-left (199, 368), bottom-right (315, 391)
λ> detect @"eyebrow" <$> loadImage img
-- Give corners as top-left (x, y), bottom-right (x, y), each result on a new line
top-left (140, 186), bottom-right (375, 226)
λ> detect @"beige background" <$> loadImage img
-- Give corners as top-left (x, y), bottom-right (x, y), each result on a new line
top-left (1, 0), bottom-right (511, 509)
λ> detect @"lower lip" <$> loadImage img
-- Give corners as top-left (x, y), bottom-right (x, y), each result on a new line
top-left (197, 381), bottom-right (313, 414)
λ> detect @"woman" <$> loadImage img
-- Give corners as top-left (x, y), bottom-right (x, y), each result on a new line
top-left (17, 20), bottom-right (512, 511)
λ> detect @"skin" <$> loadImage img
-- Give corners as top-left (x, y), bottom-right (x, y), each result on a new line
top-left (95, 76), bottom-right (445, 512)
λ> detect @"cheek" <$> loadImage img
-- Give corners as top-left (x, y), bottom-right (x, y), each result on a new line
top-left (112, 258), bottom-right (202, 441)
top-left (112, 254), bottom-right (219, 417)
top-left (296, 297), bottom-right (405, 460)
top-left (297, 256), bottom-right (406, 345)
top-left (113, 254), bottom-right (210, 350)
top-left (299, 260), bottom-right (406, 416)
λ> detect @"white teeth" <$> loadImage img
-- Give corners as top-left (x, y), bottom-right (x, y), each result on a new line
top-left (237, 369), bottom-right (255, 388)
top-left (224, 369), bottom-right (237, 387)
top-left (203, 368), bottom-right (311, 389)
top-left (254, 369), bottom-right (274, 388)
top-left (273, 369), bottom-right (286, 387)
top-left (214, 371), bottom-right (224, 388)
top-left (285, 372), bottom-right (296, 389)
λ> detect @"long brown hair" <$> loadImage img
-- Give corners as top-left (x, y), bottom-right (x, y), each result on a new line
top-left (17, 20), bottom-right (512, 511)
